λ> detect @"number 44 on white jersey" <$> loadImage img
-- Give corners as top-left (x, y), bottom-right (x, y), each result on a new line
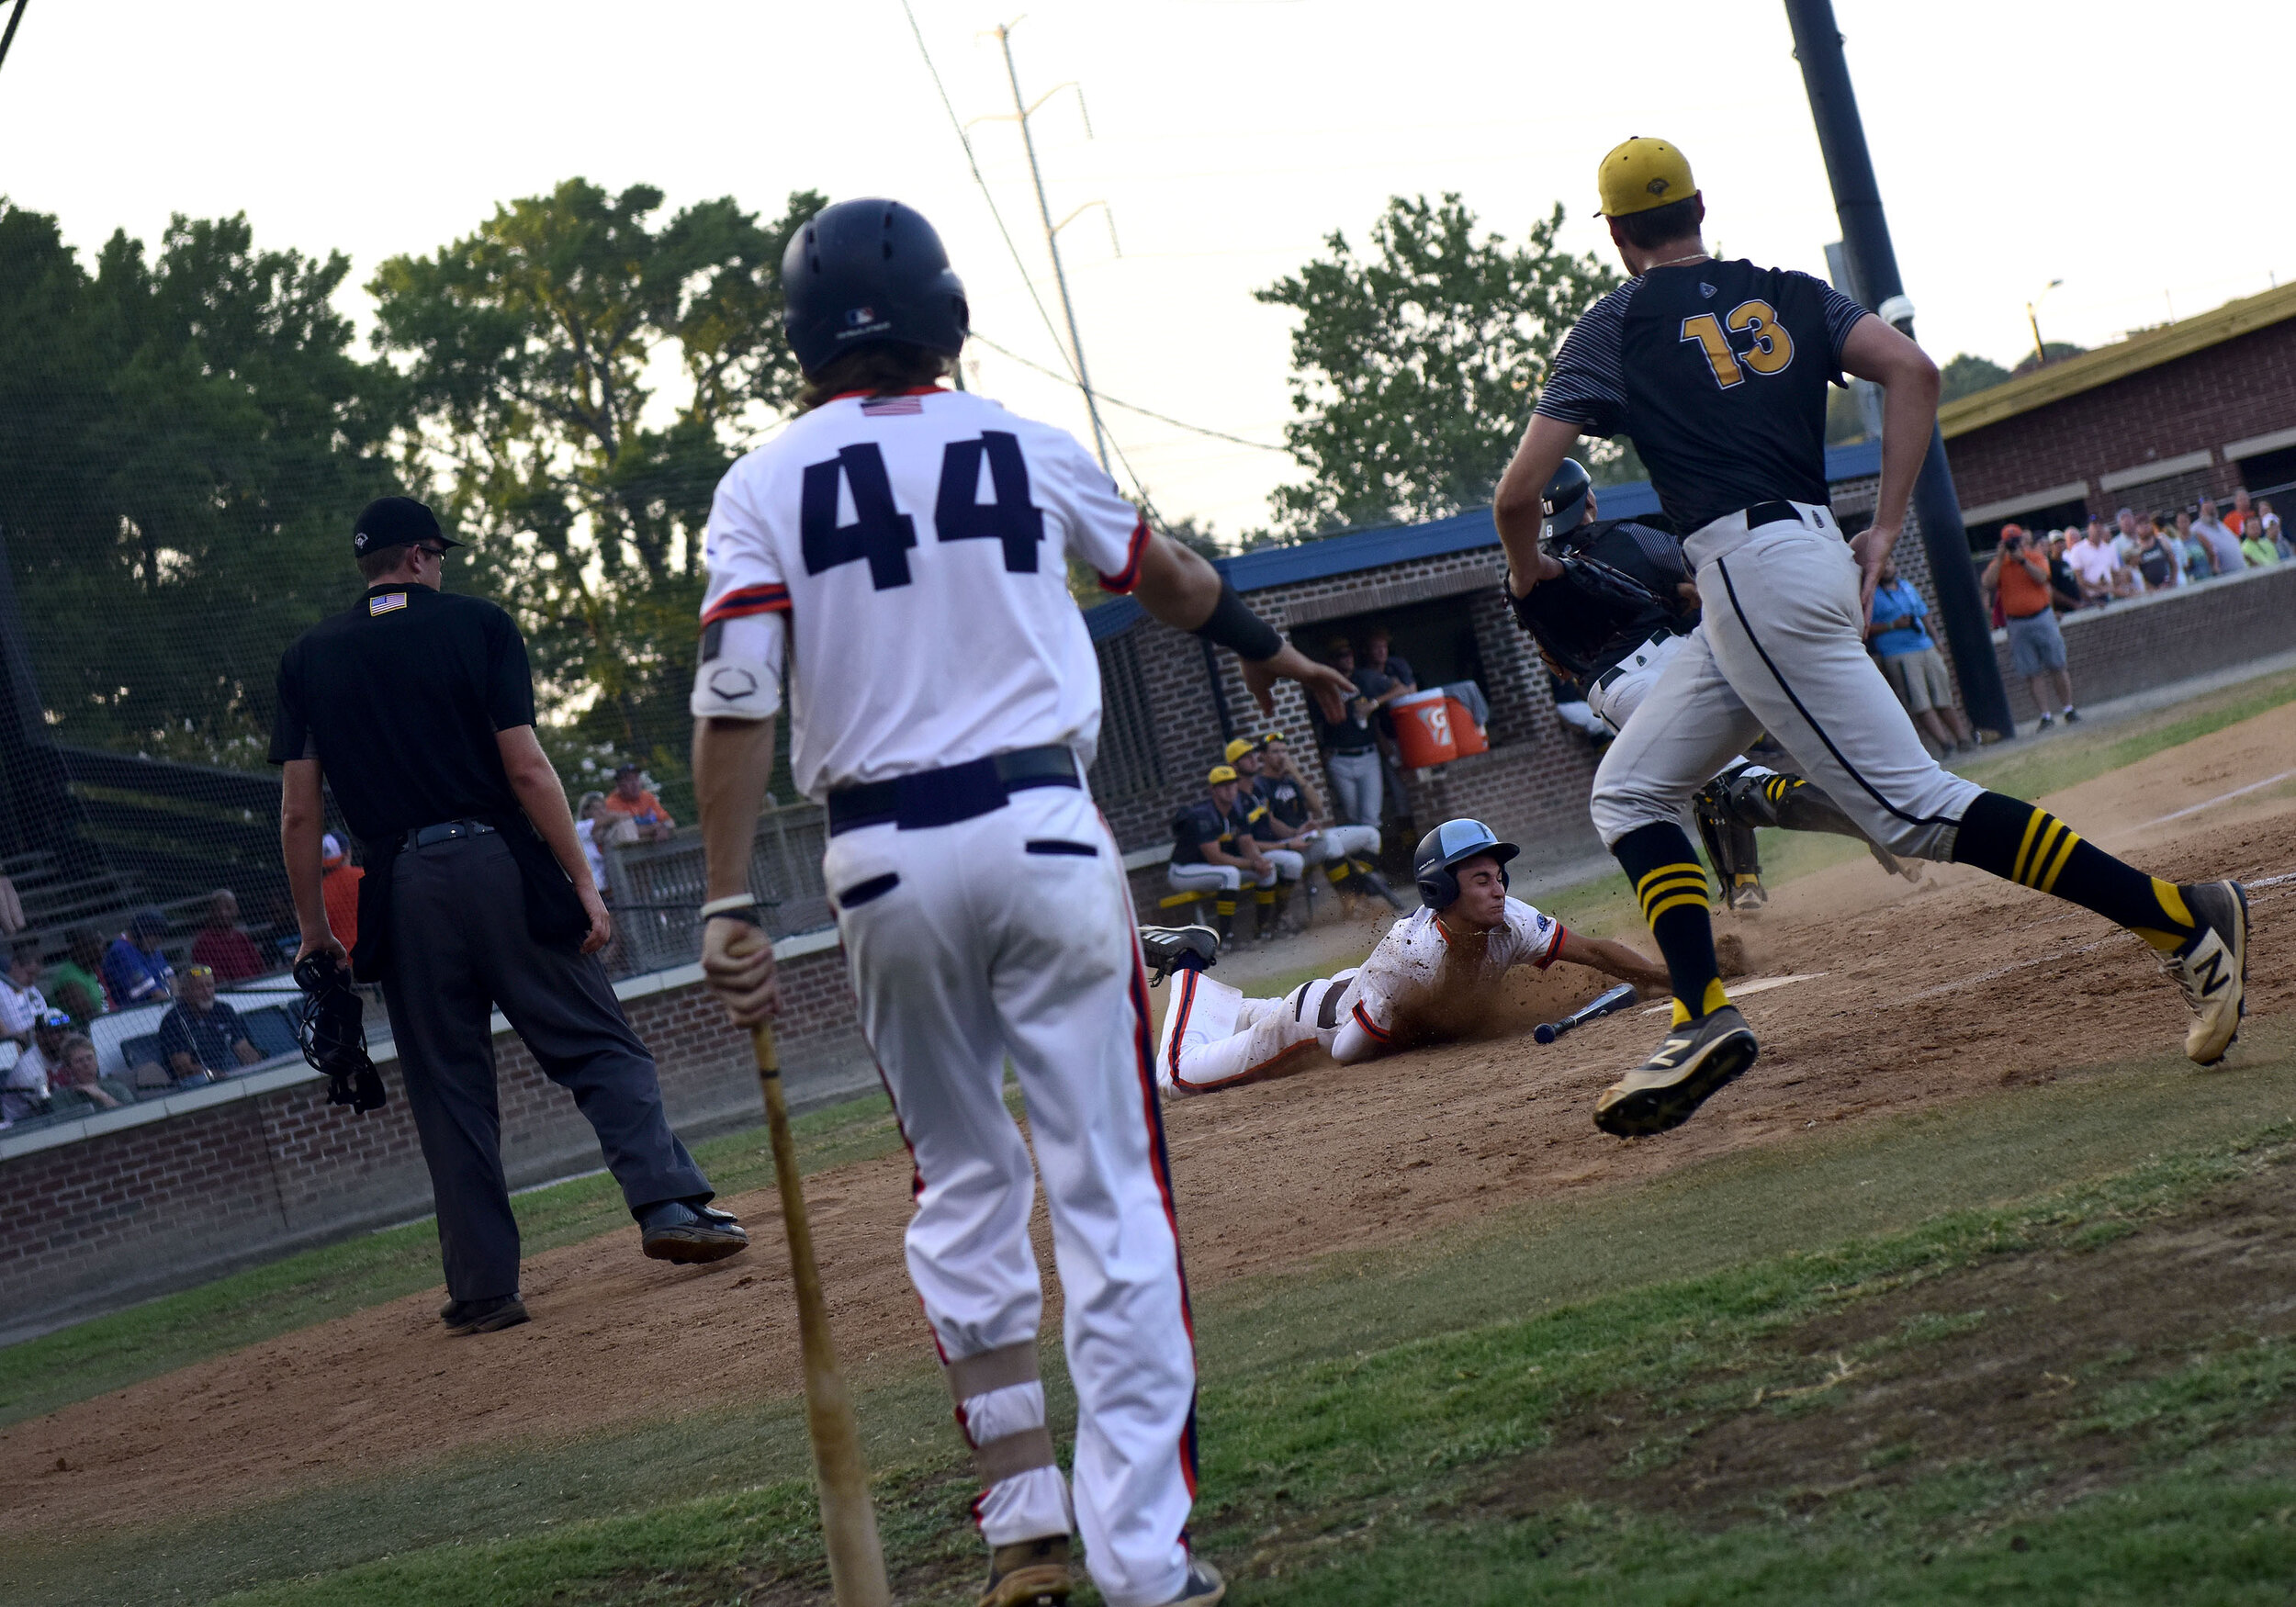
top-left (692, 387), bottom-right (1148, 802)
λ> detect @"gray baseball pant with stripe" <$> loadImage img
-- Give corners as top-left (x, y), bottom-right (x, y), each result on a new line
top-left (1588, 503), bottom-right (1983, 860)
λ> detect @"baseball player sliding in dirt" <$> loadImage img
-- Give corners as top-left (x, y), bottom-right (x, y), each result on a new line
top-left (1495, 138), bottom-right (2249, 1140)
top-left (1158, 819), bottom-right (1667, 1096)
top-left (687, 199), bottom-right (1353, 1607)
top-left (1514, 455), bottom-right (1921, 909)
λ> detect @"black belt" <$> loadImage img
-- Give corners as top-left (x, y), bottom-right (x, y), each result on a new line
top-left (1591, 629), bottom-right (1679, 693)
top-left (403, 819), bottom-right (496, 849)
top-left (827, 746), bottom-right (1079, 835)
top-left (1742, 500), bottom-right (1804, 531)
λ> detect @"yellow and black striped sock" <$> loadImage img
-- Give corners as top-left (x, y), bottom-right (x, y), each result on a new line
top-left (1325, 860), bottom-right (1352, 888)
top-left (1613, 822), bottom-right (1733, 1024)
top-left (1255, 887), bottom-right (1277, 908)
top-left (1952, 792), bottom-right (2197, 951)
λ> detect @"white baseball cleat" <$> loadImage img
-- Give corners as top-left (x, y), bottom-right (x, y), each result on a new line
top-left (2163, 881), bottom-right (2247, 1064)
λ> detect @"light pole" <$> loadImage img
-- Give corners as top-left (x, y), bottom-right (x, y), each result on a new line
top-left (1784, 0), bottom-right (2014, 738)
top-left (2025, 278), bottom-right (2064, 369)
top-left (988, 21), bottom-right (1114, 474)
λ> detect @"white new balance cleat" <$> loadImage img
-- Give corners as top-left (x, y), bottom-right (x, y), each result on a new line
top-left (2164, 881), bottom-right (2247, 1064)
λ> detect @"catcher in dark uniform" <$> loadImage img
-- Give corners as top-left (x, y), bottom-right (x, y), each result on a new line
top-left (1512, 457), bottom-right (1916, 909)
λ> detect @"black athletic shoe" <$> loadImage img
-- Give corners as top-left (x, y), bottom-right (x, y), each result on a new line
top-left (441, 1294), bottom-right (529, 1335)
top-left (1140, 924), bottom-right (1221, 985)
top-left (2063, 707), bottom-right (2081, 724)
top-left (1594, 1006), bottom-right (1759, 1138)
top-left (639, 1199), bottom-right (749, 1264)
top-left (979, 1534), bottom-right (1071, 1606)
top-left (2035, 713), bottom-right (2056, 731)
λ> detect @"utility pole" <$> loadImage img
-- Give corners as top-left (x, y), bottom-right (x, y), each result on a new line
top-left (992, 22), bottom-right (1114, 474)
top-left (1784, 0), bottom-right (2014, 739)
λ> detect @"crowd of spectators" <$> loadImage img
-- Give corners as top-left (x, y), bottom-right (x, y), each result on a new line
top-left (2012, 491), bottom-right (2289, 612)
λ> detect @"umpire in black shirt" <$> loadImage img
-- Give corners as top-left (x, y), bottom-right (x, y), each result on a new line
top-left (271, 496), bottom-right (746, 1336)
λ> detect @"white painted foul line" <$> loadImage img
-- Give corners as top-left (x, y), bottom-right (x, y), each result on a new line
top-left (1643, 972), bottom-right (1826, 1014)
top-left (2135, 767), bottom-right (2296, 830)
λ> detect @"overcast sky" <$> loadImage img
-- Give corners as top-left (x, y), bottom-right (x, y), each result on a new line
top-left (4, 1), bottom-right (2289, 538)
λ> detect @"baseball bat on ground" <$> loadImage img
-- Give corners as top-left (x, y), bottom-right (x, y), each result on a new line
top-left (750, 1019), bottom-right (893, 1607)
top-left (1534, 983), bottom-right (1640, 1044)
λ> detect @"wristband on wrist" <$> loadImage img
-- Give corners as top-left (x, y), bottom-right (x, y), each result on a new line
top-left (700, 893), bottom-right (764, 927)
top-left (1192, 576), bottom-right (1284, 661)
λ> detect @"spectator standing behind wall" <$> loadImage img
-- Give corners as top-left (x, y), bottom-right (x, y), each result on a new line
top-left (2193, 499), bottom-right (2246, 578)
top-left (1312, 639), bottom-right (1387, 826)
top-left (2068, 522), bottom-right (2137, 603)
top-left (602, 764), bottom-right (676, 841)
top-left (103, 909), bottom-right (174, 1006)
top-left (320, 834), bottom-right (363, 952)
top-left (1865, 563), bottom-right (1975, 755)
top-left (2133, 516), bottom-right (2183, 590)
top-left (155, 964), bottom-right (261, 1085)
top-left (47, 928), bottom-right (109, 1027)
top-left (1982, 525), bottom-right (2080, 731)
top-left (2171, 510), bottom-right (2216, 580)
top-left (191, 890), bottom-right (267, 982)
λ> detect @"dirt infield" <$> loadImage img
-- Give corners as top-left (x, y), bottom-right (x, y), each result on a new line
top-left (6, 706), bottom-right (2296, 1536)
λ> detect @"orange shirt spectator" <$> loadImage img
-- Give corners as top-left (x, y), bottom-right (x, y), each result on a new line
top-left (321, 833), bottom-right (364, 950)
top-left (1995, 537), bottom-right (2054, 619)
top-left (602, 765), bottom-right (676, 840)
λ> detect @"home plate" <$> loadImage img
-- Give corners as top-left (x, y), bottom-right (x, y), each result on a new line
top-left (1641, 972), bottom-right (1826, 1013)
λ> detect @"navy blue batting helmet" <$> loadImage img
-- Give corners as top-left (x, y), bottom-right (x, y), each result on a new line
top-left (782, 198), bottom-right (969, 375)
top-left (1541, 457), bottom-right (1593, 541)
top-left (1412, 819), bottom-right (1520, 911)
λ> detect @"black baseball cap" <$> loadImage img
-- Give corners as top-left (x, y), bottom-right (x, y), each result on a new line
top-left (353, 496), bottom-right (463, 556)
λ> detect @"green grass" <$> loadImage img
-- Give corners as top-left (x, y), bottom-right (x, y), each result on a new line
top-left (1958, 663), bottom-right (2296, 804)
top-left (11, 1031), bottom-right (2295, 1606)
top-left (0, 1091), bottom-right (905, 1428)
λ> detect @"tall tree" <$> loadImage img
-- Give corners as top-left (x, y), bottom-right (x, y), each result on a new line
top-left (369, 181), bottom-right (825, 791)
top-left (0, 202), bottom-right (405, 766)
top-left (1941, 352), bottom-right (2014, 405)
top-left (1255, 195), bottom-right (1624, 536)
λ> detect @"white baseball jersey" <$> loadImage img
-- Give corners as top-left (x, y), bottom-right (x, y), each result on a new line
top-left (694, 387), bottom-right (1146, 799)
top-left (1345, 896), bottom-right (1564, 1051)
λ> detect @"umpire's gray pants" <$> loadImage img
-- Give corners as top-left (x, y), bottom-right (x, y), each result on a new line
top-left (1325, 748), bottom-right (1383, 826)
top-left (382, 833), bottom-right (711, 1301)
top-left (1589, 506), bottom-right (1983, 860)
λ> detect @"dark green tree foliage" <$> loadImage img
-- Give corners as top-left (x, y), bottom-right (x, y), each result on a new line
top-left (1255, 195), bottom-right (1623, 536)
top-left (0, 202), bottom-right (404, 766)
top-left (368, 181), bottom-right (825, 798)
top-left (1941, 352), bottom-right (2014, 404)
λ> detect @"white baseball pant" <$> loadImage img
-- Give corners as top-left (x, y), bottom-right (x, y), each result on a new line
top-left (825, 784), bottom-right (1197, 1607)
top-left (1301, 823), bottom-right (1380, 869)
top-left (1156, 970), bottom-right (1372, 1096)
top-left (1589, 504), bottom-right (1983, 860)
top-left (1166, 860), bottom-right (1266, 896)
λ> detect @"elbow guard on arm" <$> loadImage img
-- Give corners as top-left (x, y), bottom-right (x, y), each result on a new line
top-left (689, 615), bottom-right (784, 721)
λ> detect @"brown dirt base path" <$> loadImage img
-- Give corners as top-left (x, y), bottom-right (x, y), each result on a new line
top-left (6, 708), bottom-right (2296, 1535)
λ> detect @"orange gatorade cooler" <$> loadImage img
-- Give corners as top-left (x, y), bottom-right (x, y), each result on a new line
top-left (1390, 688), bottom-right (1458, 767)
top-left (1446, 696), bottom-right (1488, 756)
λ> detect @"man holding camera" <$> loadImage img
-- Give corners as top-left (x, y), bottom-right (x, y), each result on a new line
top-left (271, 495), bottom-right (745, 1338)
top-left (1981, 523), bottom-right (2078, 730)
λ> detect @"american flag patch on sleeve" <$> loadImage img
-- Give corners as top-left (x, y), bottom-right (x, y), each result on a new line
top-left (368, 592), bottom-right (409, 615)
top-left (860, 395), bottom-right (925, 416)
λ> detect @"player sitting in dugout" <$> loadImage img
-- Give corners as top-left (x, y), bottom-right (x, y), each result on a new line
top-left (1156, 818), bottom-right (1667, 1096)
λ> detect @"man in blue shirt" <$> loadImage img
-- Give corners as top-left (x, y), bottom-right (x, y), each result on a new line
top-left (1865, 562), bottom-right (1974, 755)
top-left (103, 908), bottom-right (175, 1007)
top-left (155, 964), bottom-right (261, 1084)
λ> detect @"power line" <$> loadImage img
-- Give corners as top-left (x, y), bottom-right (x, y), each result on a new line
top-left (0, 0), bottom-right (31, 80)
top-left (969, 332), bottom-right (1289, 453)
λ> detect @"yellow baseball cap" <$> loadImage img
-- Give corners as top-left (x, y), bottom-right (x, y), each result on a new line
top-left (1222, 737), bottom-right (1258, 765)
top-left (1207, 764), bottom-right (1239, 785)
top-left (1596, 137), bottom-right (1697, 218)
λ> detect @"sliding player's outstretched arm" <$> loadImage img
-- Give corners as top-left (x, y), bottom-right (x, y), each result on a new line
top-left (1553, 928), bottom-right (1670, 996)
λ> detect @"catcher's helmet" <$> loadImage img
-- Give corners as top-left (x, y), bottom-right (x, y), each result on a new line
top-left (1542, 457), bottom-right (1593, 541)
top-left (1412, 818), bottom-right (1519, 911)
top-left (782, 198), bottom-right (969, 375)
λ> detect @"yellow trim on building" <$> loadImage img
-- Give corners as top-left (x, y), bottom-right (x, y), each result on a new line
top-left (1938, 280), bottom-right (2296, 440)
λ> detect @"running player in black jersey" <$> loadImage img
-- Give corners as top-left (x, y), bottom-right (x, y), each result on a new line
top-left (1512, 456), bottom-right (1915, 908)
top-left (1496, 138), bottom-right (2248, 1139)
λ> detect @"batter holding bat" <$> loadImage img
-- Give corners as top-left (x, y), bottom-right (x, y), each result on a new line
top-left (689, 198), bottom-right (1351, 1607)
top-left (1158, 819), bottom-right (1665, 1096)
top-left (1494, 138), bottom-right (2248, 1140)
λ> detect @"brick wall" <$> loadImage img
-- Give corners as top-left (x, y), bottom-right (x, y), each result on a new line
top-left (0, 943), bottom-right (866, 1340)
top-left (1946, 319), bottom-right (2296, 517)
